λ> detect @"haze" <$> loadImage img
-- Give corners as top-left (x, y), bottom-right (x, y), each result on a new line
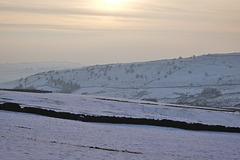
top-left (0, 0), bottom-right (240, 65)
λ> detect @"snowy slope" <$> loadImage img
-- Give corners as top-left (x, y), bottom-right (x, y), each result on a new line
top-left (0, 53), bottom-right (240, 107)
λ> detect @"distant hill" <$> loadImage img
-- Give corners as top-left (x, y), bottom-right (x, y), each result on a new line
top-left (0, 61), bottom-right (83, 83)
top-left (1, 53), bottom-right (240, 107)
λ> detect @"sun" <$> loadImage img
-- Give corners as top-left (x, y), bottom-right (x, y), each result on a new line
top-left (103, 0), bottom-right (126, 4)
top-left (94, 0), bottom-right (127, 11)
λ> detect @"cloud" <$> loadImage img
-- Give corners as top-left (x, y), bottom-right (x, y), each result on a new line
top-left (0, 23), bottom-right (134, 34)
top-left (0, 5), bottom-right (144, 19)
top-left (0, 1), bottom-right (196, 20)
top-left (0, 2), bottom-right (197, 33)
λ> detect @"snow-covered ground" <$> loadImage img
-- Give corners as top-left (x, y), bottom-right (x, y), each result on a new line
top-left (1, 108), bottom-right (240, 160)
top-left (1, 53), bottom-right (240, 159)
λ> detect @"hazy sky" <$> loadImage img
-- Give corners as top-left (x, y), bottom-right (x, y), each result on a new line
top-left (0, 0), bottom-right (240, 65)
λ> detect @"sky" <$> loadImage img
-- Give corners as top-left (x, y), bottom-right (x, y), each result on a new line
top-left (0, 0), bottom-right (240, 65)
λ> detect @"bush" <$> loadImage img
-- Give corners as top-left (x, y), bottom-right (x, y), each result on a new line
top-left (14, 83), bottom-right (23, 89)
top-left (200, 88), bottom-right (222, 98)
top-left (0, 102), bottom-right (21, 111)
top-left (142, 98), bottom-right (158, 102)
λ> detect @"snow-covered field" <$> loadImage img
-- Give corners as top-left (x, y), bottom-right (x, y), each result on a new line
top-left (1, 106), bottom-right (240, 160)
top-left (0, 91), bottom-right (239, 127)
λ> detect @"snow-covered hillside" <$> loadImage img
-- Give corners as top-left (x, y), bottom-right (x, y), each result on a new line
top-left (1, 53), bottom-right (240, 107)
